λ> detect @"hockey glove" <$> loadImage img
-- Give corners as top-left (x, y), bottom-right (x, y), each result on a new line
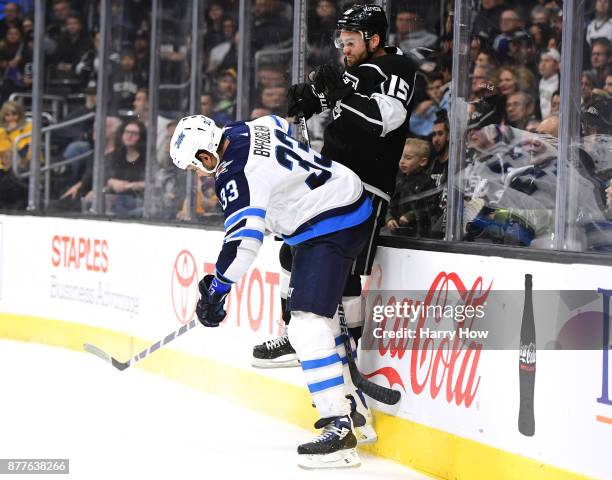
top-left (287, 83), bottom-right (326, 119)
top-left (196, 275), bottom-right (230, 327)
top-left (309, 64), bottom-right (354, 105)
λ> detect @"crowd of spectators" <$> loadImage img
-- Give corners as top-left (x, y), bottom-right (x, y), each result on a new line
top-left (0, 0), bottom-right (610, 251)
top-left (380, 0), bottom-right (612, 251)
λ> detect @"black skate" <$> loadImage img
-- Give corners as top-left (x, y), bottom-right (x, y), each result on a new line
top-left (251, 326), bottom-right (299, 368)
top-left (297, 415), bottom-right (360, 469)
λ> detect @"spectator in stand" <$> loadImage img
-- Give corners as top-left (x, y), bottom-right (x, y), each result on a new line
top-left (46, 0), bottom-right (71, 43)
top-left (201, 92), bottom-right (215, 116)
top-left (493, 9), bottom-right (523, 61)
top-left (590, 37), bottom-right (612, 88)
top-left (469, 35), bottom-right (482, 67)
top-left (200, 92), bottom-right (230, 126)
top-left (550, 90), bottom-right (561, 115)
top-left (213, 68), bottom-right (236, 124)
top-left (605, 73), bottom-right (612, 94)
top-left (472, 0), bottom-right (505, 40)
top-left (54, 116), bottom-right (121, 211)
top-left (496, 66), bottom-right (520, 99)
top-left (307, 0), bottom-right (338, 67)
top-left (159, 23), bottom-right (188, 86)
top-left (203, 2), bottom-right (227, 56)
top-left (385, 138), bottom-right (436, 237)
top-left (75, 31), bottom-right (118, 89)
top-left (0, 25), bottom-right (24, 88)
top-left (548, 8), bottom-right (563, 50)
top-left (0, 100), bottom-right (30, 210)
top-left (110, 50), bottom-right (145, 114)
top-left (471, 64), bottom-right (494, 99)
top-left (176, 175), bottom-right (220, 221)
top-left (256, 63), bottom-right (288, 89)
top-left (410, 72), bottom-right (447, 137)
top-left (586, 0), bottom-right (612, 47)
top-left (506, 91), bottom-right (536, 130)
top-left (21, 15), bottom-right (32, 36)
top-left (252, 0), bottom-right (292, 51)
top-left (259, 85), bottom-right (287, 114)
top-left (389, 9), bottom-right (438, 52)
top-left (530, 5), bottom-right (551, 26)
top-left (103, 119), bottom-right (147, 218)
top-left (526, 118), bottom-right (541, 132)
top-left (51, 14), bottom-right (92, 89)
top-left (0, 2), bottom-right (20, 39)
top-left (471, 64), bottom-right (507, 116)
top-left (528, 21), bottom-right (552, 58)
top-left (538, 48), bottom-right (560, 118)
top-left (206, 17), bottom-right (237, 76)
top-left (582, 70), bottom-right (597, 105)
top-left (428, 110), bottom-right (450, 238)
top-left (475, 49), bottom-right (500, 72)
top-left (508, 30), bottom-right (539, 74)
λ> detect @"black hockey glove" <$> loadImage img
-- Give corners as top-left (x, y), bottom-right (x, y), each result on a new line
top-left (196, 275), bottom-right (230, 327)
top-left (287, 83), bottom-right (326, 119)
top-left (309, 64), bottom-right (354, 105)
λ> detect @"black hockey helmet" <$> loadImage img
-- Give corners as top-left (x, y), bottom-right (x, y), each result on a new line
top-left (335, 4), bottom-right (388, 46)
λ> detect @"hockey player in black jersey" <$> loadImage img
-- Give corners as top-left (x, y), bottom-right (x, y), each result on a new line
top-left (252, 3), bottom-right (423, 444)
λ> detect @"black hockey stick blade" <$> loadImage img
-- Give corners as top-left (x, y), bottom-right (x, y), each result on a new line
top-left (338, 303), bottom-right (401, 405)
top-left (83, 343), bottom-right (129, 371)
top-left (348, 359), bottom-right (401, 405)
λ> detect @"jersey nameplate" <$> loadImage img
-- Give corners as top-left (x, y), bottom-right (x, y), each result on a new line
top-left (253, 125), bottom-right (272, 157)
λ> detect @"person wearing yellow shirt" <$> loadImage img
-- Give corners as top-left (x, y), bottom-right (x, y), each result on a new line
top-left (0, 101), bottom-right (31, 209)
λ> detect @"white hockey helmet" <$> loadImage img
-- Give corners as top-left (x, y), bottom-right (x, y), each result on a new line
top-left (170, 115), bottom-right (225, 174)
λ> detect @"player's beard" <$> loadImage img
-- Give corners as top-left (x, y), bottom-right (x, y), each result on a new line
top-left (344, 42), bottom-right (372, 68)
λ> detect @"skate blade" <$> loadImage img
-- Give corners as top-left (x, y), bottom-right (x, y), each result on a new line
top-left (251, 355), bottom-right (300, 369)
top-left (356, 424), bottom-right (378, 445)
top-left (298, 449), bottom-right (361, 469)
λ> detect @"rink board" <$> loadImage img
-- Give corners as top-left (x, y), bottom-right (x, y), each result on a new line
top-left (0, 214), bottom-right (609, 479)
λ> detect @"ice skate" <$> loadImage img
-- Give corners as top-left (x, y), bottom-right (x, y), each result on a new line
top-left (252, 325), bottom-right (299, 368)
top-left (297, 414), bottom-right (361, 469)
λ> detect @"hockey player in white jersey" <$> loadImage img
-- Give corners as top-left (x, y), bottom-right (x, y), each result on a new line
top-left (170, 114), bottom-right (373, 469)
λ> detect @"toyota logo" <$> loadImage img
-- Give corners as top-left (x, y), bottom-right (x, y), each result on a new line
top-left (171, 250), bottom-right (198, 324)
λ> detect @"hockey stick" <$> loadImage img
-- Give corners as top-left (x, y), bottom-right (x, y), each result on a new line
top-left (296, 114), bottom-right (400, 405)
top-left (297, 114), bottom-right (310, 145)
top-left (338, 304), bottom-right (401, 405)
top-left (83, 319), bottom-right (198, 371)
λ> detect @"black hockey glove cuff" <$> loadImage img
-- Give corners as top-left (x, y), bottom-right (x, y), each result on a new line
top-left (309, 64), bottom-right (354, 105)
top-left (196, 275), bottom-right (229, 327)
top-left (287, 83), bottom-right (325, 120)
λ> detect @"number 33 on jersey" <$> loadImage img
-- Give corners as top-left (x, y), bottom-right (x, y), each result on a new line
top-left (212, 115), bottom-right (371, 285)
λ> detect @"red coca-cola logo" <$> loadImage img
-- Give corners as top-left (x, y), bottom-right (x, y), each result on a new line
top-left (363, 269), bottom-right (492, 408)
top-left (171, 250), bottom-right (199, 324)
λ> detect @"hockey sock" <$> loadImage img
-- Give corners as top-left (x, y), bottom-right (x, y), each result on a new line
top-left (288, 311), bottom-right (350, 418)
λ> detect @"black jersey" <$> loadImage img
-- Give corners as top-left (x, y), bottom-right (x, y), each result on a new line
top-left (321, 47), bottom-right (421, 196)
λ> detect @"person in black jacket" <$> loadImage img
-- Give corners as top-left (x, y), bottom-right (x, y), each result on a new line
top-left (386, 138), bottom-right (436, 237)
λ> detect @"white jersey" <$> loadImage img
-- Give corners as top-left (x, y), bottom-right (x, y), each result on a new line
top-left (214, 115), bottom-right (372, 285)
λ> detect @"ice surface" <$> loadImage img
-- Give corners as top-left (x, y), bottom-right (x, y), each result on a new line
top-left (0, 339), bottom-right (431, 480)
